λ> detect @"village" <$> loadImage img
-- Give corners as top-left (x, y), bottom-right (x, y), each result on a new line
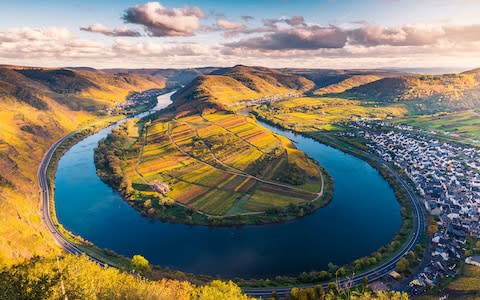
top-left (104, 89), bottom-right (164, 115)
top-left (342, 121), bottom-right (480, 292)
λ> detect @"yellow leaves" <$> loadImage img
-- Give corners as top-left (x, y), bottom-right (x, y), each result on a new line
top-left (1, 255), bottom-right (250, 300)
top-left (192, 280), bottom-right (252, 300)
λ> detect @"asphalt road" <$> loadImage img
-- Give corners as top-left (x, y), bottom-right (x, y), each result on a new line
top-left (38, 133), bottom-right (107, 266)
top-left (38, 129), bottom-right (425, 299)
top-left (244, 153), bottom-right (426, 298)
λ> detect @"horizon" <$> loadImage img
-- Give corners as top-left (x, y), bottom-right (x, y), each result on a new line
top-left (2, 0), bottom-right (480, 69)
top-left (0, 63), bottom-right (475, 75)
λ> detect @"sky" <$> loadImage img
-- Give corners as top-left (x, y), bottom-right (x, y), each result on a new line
top-left (1, 0), bottom-right (480, 69)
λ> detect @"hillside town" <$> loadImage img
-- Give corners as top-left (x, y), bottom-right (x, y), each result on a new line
top-left (104, 89), bottom-right (164, 115)
top-left (344, 121), bottom-right (480, 291)
top-left (228, 92), bottom-right (302, 108)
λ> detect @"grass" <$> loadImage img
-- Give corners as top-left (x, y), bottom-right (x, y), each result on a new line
top-left (98, 111), bottom-right (327, 224)
top-left (253, 96), bottom-right (406, 132)
top-left (448, 265), bottom-right (480, 292)
top-left (394, 110), bottom-right (480, 146)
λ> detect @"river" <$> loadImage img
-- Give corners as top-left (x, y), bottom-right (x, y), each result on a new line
top-left (54, 92), bottom-right (401, 279)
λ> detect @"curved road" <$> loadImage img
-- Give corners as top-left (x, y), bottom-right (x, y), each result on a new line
top-left (244, 150), bottom-right (426, 297)
top-left (38, 126), bottom-right (425, 299)
top-left (38, 133), bottom-right (109, 266)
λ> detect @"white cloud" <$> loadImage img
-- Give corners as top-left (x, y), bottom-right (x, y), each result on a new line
top-left (80, 23), bottom-right (141, 37)
top-left (123, 2), bottom-right (206, 37)
top-left (216, 19), bottom-right (246, 31)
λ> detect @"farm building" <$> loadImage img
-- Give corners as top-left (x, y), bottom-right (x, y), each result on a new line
top-left (151, 180), bottom-right (170, 195)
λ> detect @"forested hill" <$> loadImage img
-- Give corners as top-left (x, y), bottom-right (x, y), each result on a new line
top-left (0, 66), bottom-right (164, 264)
top-left (170, 65), bottom-right (315, 114)
top-left (334, 69), bottom-right (480, 112)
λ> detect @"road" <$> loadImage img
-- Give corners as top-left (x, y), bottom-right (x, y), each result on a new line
top-left (38, 125), bottom-right (425, 299)
top-left (37, 133), bottom-right (109, 266)
top-left (243, 151), bottom-right (426, 298)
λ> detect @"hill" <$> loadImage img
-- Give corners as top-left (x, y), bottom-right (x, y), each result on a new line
top-left (171, 65), bottom-right (315, 113)
top-left (0, 66), bottom-right (165, 264)
top-left (95, 111), bottom-right (328, 225)
top-left (100, 67), bottom-right (219, 87)
top-left (313, 75), bottom-right (383, 95)
top-left (335, 70), bottom-right (480, 113)
top-left (284, 68), bottom-right (405, 90)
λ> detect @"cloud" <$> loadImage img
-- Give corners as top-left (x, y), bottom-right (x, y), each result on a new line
top-left (225, 25), bottom-right (348, 50)
top-left (123, 1), bottom-right (205, 37)
top-left (0, 26), bottom-right (211, 63)
top-left (0, 26), bottom-right (74, 43)
top-left (225, 20), bottom-right (480, 51)
top-left (0, 27), bottom-right (110, 58)
top-left (443, 24), bottom-right (480, 42)
top-left (80, 23), bottom-right (141, 37)
top-left (241, 16), bottom-right (254, 22)
top-left (112, 39), bottom-right (211, 57)
top-left (285, 16), bottom-right (306, 27)
top-left (1, 23), bottom-right (480, 69)
top-left (262, 16), bottom-right (306, 29)
top-left (216, 18), bottom-right (246, 31)
top-left (349, 24), bottom-right (444, 46)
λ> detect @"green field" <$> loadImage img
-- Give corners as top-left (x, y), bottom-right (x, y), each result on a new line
top-left (253, 96), bottom-right (406, 132)
top-left (395, 110), bottom-right (480, 146)
top-left (98, 111), bottom-right (326, 222)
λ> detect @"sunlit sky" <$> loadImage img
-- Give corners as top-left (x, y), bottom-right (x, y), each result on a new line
top-left (1, 0), bottom-right (480, 69)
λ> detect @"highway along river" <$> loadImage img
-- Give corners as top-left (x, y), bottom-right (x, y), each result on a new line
top-left (54, 92), bottom-right (401, 279)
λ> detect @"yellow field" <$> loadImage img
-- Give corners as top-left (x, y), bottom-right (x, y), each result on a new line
top-left (254, 96), bottom-right (406, 131)
top-left (121, 111), bottom-right (324, 217)
top-left (448, 265), bottom-right (480, 292)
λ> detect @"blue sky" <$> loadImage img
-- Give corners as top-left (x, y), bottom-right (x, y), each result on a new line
top-left (1, 0), bottom-right (480, 68)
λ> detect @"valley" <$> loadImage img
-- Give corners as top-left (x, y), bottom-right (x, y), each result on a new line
top-left (2, 63), bottom-right (480, 299)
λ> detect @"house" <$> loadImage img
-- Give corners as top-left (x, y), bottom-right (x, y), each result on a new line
top-left (151, 180), bottom-right (170, 195)
top-left (465, 256), bottom-right (480, 267)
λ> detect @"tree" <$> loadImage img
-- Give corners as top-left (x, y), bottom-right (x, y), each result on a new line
top-left (427, 224), bottom-right (438, 235)
top-left (0, 257), bottom-right (61, 300)
top-left (396, 257), bottom-right (410, 273)
top-left (131, 255), bottom-right (150, 273)
top-left (192, 280), bottom-right (251, 300)
top-left (313, 285), bottom-right (325, 299)
top-left (363, 276), bottom-right (369, 289)
top-left (268, 290), bottom-right (278, 300)
top-left (327, 262), bottom-right (338, 273)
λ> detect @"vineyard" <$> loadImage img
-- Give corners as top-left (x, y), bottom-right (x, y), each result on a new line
top-left (119, 112), bottom-right (325, 218)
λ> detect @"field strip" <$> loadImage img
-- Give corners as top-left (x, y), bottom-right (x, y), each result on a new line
top-left (132, 120), bottom-right (324, 217)
top-left (167, 121), bottom-right (319, 195)
top-left (182, 121), bottom-right (248, 175)
top-left (201, 115), bottom-right (279, 157)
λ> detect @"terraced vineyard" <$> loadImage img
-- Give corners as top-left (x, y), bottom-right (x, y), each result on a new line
top-left (100, 111), bottom-right (327, 222)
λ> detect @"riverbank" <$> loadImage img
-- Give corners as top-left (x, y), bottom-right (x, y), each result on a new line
top-left (94, 110), bottom-right (333, 226)
top-left (42, 91), bottom-right (218, 283)
top-left (250, 113), bottom-right (426, 285)
top-left (51, 93), bottom-right (407, 287)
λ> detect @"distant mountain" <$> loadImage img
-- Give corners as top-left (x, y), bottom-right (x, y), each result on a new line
top-left (335, 69), bottom-right (480, 112)
top-left (313, 75), bottom-right (383, 95)
top-left (284, 68), bottom-right (405, 90)
top-left (100, 67), bottom-right (219, 87)
top-left (382, 67), bottom-right (471, 75)
top-left (171, 65), bottom-right (314, 113)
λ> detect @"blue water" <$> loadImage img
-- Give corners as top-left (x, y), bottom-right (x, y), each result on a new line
top-left (54, 93), bottom-right (401, 279)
